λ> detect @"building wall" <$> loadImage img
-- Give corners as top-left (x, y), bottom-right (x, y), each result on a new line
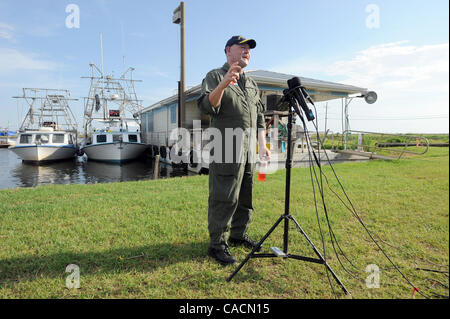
top-left (140, 85), bottom-right (318, 148)
top-left (141, 102), bottom-right (178, 147)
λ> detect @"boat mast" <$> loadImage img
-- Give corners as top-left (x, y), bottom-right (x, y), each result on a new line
top-left (100, 32), bottom-right (106, 121)
top-left (12, 88), bottom-right (78, 132)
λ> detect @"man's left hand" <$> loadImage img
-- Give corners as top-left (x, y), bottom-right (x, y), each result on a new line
top-left (259, 146), bottom-right (271, 161)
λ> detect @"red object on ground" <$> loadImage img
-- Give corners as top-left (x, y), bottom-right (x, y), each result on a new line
top-left (258, 172), bottom-right (266, 182)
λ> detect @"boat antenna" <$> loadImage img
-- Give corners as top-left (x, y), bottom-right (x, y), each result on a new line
top-left (100, 32), bottom-right (106, 120)
top-left (121, 21), bottom-right (126, 73)
top-left (100, 32), bottom-right (104, 79)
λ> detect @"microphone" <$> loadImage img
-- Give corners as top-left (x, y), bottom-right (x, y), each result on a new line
top-left (300, 86), bottom-right (315, 106)
top-left (287, 77), bottom-right (315, 121)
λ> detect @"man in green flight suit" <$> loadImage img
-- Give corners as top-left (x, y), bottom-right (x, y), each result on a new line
top-left (197, 36), bottom-right (271, 265)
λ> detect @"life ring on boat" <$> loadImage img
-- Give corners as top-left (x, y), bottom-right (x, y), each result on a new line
top-left (145, 146), bottom-right (153, 158)
top-left (76, 147), bottom-right (84, 156)
top-left (160, 146), bottom-right (167, 159)
top-left (152, 145), bottom-right (159, 156)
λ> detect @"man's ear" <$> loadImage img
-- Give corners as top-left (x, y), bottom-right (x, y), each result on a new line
top-left (225, 46), bottom-right (231, 56)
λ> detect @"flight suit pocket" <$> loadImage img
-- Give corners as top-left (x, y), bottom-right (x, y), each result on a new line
top-left (246, 86), bottom-right (259, 99)
top-left (210, 162), bottom-right (240, 203)
top-left (210, 162), bottom-right (240, 176)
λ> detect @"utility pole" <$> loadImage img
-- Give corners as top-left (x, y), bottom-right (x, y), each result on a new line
top-left (173, 2), bottom-right (185, 128)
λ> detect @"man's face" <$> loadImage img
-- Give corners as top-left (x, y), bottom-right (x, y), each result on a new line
top-left (226, 43), bottom-right (251, 68)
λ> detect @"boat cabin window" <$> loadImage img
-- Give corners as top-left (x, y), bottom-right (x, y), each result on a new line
top-left (96, 135), bottom-right (107, 143)
top-left (36, 134), bottom-right (49, 144)
top-left (68, 134), bottom-right (74, 145)
top-left (19, 134), bottom-right (32, 144)
top-left (113, 134), bottom-right (122, 142)
top-left (52, 134), bottom-right (65, 143)
top-left (128, 134), bottom-right (138, 143)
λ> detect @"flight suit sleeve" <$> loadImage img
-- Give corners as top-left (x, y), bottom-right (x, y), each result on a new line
top-left (197, 71), bottom-right (221, 116)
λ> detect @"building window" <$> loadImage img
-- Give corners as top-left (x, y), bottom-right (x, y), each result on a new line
top-left (96, 135), bottom-right (107, 143)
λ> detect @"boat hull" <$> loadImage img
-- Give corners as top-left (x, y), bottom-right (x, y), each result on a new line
top-left (10, 145), bottom-right (77, 162)
top-left (82, 142), bottom-right (147, 163)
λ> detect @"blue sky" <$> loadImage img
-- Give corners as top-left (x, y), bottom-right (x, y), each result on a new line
top-left (0, 0), bottom-right (448, 133)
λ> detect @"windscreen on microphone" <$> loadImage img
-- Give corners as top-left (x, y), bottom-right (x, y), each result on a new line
top-left (289, 77), bottom-right (313, 104)
top-left (287, 77), bottom-right (301, 89)
top-left (286, 77), bottom-right (315, 121)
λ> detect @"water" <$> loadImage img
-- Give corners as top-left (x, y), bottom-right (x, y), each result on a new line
top-left (0, 149), bottom-right (194, 190)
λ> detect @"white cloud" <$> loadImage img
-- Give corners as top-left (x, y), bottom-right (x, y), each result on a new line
top-left (25, 25), bottom-right (60, 38)
top-left (271, 41), bottom-right (449, 133)
top-left (327, 41), bottom-right (449, 94)
top-left (0, 22), bottom-right (14, 41)
top-left (0, 48), bottom-right (59, 75)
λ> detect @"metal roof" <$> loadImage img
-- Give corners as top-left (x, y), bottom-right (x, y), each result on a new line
top-left (141, 69), bottom-right (369, 113)
top-left (247, 70), bottom-right (367, 94)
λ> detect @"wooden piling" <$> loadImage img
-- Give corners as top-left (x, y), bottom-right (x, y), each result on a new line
top-left (153, 155), bottom-right (160, 179)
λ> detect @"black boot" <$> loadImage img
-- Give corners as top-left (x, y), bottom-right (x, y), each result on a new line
top-left (229, 234), bottom-right (263, 252)
top-left (208, 246), bottom-right (237, 266)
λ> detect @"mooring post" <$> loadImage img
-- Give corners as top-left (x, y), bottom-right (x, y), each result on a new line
top-left (153, 155), bottom-right (160, 179)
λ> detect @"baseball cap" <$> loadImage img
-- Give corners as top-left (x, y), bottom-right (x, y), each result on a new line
top-left (224, 36), bottom-right (256, 53)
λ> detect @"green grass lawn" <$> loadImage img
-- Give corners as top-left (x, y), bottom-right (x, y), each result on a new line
top-left (0, 148), bottom-right (448, 299)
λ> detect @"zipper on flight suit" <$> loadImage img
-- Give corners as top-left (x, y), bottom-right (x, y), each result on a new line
top-left (237, 73), bottom-right (253, 131)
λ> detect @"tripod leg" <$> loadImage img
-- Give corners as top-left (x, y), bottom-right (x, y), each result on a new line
top-left (227, 214), bottom-right (285, 282)
top-left (288, 215), bottom-right (350, 295)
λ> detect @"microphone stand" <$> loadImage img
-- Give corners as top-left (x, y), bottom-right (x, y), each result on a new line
top-left (227, 90), bottom-right (350, 296)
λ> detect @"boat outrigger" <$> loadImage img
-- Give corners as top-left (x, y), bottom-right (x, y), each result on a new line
top-left (10, 88), bottom-right (79, 162)
top-left (81, 63), bottom-right (147, 163)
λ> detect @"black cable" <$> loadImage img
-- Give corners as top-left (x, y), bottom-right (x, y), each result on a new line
top-left (415, 268), bottom-right (450, 275)
top-left (290, 95), bottom-right (443, 298)
top-left (297, 112), bottom-right (337, 298)
top-left (301, 105), bottom-right (364, 280)
top-left (292, 106), bottom-right (367, 297)
top-left (306, 116), bottom-right (433, 299)
top-left (306, 133), bottom-right (365, 276)
top-left (300, 102), bottom-right (442, 298)
top-left (302, 118), bottom-right (364, 283)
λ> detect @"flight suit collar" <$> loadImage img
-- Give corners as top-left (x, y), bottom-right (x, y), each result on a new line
top-left (221, 62), bottom-right (230, 72)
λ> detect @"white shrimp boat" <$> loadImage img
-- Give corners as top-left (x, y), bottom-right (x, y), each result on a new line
top-left (9, 88), bottom-right (79, 162)
top-left (81, 63), bottom-right (147, 163)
